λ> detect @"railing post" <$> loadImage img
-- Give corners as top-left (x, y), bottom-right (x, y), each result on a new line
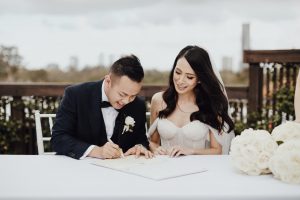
top-left (248, 63), bottom-right (263, 113)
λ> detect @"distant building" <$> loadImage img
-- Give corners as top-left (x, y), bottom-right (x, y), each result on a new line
top-left (69, 56), bottom-right (79, 71)
top-left (240, 23), bottom-right (251, 70)
top-left (98, 53), bottom-right (104, 66)
top-left (222, 56), bottom-right (233, 71)
top-left (242, 23), bottom-right (250, 50)
top-left (109, 54), bottom-right (115, 66)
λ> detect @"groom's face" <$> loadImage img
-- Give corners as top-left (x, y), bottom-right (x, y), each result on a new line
top-left (105, 74), bottom-right (142, 110)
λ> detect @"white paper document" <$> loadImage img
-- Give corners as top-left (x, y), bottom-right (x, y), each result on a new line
top-left (89, 155), bottom-right (207, 180)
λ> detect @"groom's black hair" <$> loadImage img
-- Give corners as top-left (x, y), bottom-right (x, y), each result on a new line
top-left (110, 54), bottom-right (144, 83)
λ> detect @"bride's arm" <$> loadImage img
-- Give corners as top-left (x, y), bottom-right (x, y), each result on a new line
top-left (192, 131), bottom-right (222, 155)
top-left (149, 92), bottom-right (163, 152)
top-left (295, 71), bottom-right (300, 122)
top-left (169, 130), bottom-right (222, 157)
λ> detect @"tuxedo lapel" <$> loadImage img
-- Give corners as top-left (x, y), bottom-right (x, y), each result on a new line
top-left (110, 110), bottom-right (125, 145)
top-left (89, 81), bottom-right (108, 144)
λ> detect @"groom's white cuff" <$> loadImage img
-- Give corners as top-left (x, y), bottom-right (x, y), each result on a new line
top-left (80, 145), bottom-right (95, 160)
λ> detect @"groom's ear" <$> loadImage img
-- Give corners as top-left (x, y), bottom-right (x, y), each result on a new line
top-left (104, 74), bottom-right (112, 86)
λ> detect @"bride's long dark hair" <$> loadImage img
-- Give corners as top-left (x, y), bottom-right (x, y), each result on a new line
top-left (158, 45), bottom-right (234, 133)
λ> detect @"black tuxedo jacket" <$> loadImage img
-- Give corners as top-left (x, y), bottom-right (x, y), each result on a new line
top-left (51, 80), bottom-right (149, 159)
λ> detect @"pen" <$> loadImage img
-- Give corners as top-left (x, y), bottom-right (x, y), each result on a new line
top-left (108, 138), bottom-right (125, 158)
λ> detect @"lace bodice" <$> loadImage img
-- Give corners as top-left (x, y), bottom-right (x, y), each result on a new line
top-left (148, 118), bottom-right (235, 154)
top-left (157, 118), bottom-right (209, 149)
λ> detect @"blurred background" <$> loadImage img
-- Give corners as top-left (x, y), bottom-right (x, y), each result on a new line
top-left (0, 0), bottom-right (299, 84)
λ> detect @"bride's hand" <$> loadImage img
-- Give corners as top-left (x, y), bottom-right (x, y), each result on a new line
top-left (124, 144), bottom-right (154, 159)
top-left (154, 146), bottom-right (167, 155)
top-left (169, 145), bottom-right (194, 157)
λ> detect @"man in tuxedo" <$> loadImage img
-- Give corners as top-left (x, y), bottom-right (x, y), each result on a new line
top-left (51, 55), bottom-right (153, 159)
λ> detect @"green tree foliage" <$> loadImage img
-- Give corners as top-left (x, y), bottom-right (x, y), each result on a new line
top-left (234, 86), bottom-right (296, 135)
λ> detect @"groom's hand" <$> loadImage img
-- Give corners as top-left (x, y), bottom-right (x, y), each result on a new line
top-left (124, 144), bottom-right (154, 159)
top-left (88, 142), bottom-right (121, 159)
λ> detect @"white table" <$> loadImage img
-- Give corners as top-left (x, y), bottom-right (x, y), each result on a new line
top-left (0, 155), bottom-right (299, 200)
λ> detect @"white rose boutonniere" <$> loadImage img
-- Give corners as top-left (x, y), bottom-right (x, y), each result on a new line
top-left (122, 116), bottom-right (135, 134)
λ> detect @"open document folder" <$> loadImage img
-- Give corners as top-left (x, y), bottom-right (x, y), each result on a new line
top-left (89, 155), bottom-right (207, 180)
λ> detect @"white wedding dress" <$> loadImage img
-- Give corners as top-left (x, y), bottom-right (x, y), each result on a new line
top-left (148, 118), bottom-right (234, 154)
top-left (147, 49), bottom-right (235, 154)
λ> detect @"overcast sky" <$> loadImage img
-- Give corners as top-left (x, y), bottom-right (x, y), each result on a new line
top-left (0, 0), bottom-right (299, 71)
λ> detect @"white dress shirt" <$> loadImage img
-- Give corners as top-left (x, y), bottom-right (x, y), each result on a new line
top-left (80, 81), bottom-right (119, 159)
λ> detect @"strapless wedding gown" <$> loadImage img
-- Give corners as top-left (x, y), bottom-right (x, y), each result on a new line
top-left (147, 118), bottom-right (234, 154)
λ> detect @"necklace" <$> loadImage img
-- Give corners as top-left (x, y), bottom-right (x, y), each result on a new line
top-left (177, 103), bottom-right (194, 113)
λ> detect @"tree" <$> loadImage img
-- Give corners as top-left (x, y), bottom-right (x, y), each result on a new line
top-left (0, 45), bottom-right (22, 81)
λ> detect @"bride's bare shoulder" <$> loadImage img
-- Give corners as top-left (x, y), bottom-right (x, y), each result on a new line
top-left (151, 91), bottom-right (166, 110)
top-left (152, 91), bottom-right (163, 101)
top-left (151, 92), bottom-right (167, 111)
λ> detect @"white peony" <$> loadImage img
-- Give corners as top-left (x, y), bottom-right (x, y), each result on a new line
top-left (269, 140), bottom-right (300, 184)
top-left (230, 128), bottom-right (278, 175)
top-left (271, 121), bottom-right (300, 142)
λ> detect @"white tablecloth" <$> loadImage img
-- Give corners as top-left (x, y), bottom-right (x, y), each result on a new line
top-left (0, 155), bottom-right (299, 200)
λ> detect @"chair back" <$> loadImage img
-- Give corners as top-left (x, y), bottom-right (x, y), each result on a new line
top-left (34, 110), bottom-right (56, 155)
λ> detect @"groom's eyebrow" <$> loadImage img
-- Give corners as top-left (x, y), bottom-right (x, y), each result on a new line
top-left (121, 91), bottom-right (138, 96)
top-left (120, 91), bottom-right (128, 96)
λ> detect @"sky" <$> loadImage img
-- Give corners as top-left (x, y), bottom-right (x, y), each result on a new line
top-left (0, 0), bottom-right (300, 71)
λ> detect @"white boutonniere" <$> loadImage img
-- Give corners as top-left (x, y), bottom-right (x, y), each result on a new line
top-left (122, 116), bottom-right (135, 134)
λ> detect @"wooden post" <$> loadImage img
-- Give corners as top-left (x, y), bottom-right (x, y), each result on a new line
top-left (248, 63), bottom-right (263, 113)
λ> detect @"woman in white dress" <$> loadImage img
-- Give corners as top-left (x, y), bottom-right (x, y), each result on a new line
top-left (148, 45), bottom-right (235, 156)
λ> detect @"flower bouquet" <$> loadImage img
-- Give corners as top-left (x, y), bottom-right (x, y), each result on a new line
top-left (269, 121), bottom-right (300, 184)
top-left (230, 128), bottom-right (278, 175)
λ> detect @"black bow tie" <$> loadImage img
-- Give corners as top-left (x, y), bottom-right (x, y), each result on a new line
top-left (100, 101), bottom-right (112, 108)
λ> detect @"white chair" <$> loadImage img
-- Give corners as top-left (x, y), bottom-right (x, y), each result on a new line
top-left (34, 110), bottom-right (56, 155)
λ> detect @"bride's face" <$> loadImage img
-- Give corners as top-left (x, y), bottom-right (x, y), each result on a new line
top-left (173, 57), bottom-right (198, 94)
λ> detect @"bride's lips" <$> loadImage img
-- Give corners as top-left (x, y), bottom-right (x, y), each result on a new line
top-left (176, 84), bottom-right (187, 91)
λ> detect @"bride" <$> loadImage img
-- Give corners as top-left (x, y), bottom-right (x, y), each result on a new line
top-left (148, 45), bottom-right (235, 156)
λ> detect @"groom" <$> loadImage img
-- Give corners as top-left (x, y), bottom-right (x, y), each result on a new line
top-left (51, 55), bottom-right (152, 159)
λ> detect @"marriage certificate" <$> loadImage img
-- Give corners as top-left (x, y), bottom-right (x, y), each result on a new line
top-left (89, 155), bottom-right (207, 180)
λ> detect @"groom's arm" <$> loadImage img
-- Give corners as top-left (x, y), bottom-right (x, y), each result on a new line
top-left (51, 86), bottom-right (90, 159)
